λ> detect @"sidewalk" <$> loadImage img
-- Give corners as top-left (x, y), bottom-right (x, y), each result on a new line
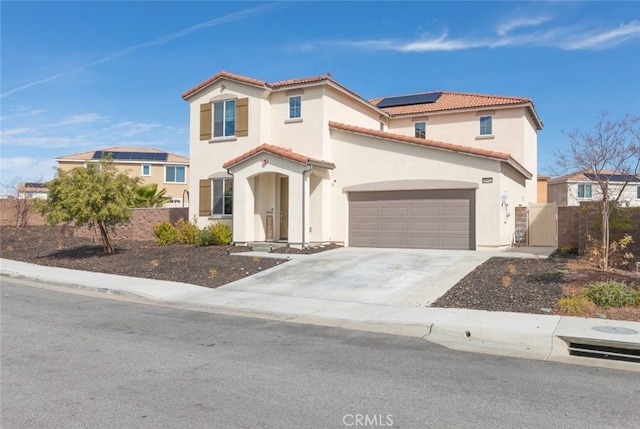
top-left (2, 257), bottom-right (639, 371)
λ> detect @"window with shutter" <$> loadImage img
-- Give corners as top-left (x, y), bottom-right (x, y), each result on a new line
top-left (200, 104), bottom-right (212, 140)
top-left (199, 98), bottom-right (248, 139)
top-left (199, 179), bottom-right (212, 216)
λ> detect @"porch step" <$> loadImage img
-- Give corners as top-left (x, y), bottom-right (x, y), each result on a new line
top-left (248, 242), bottom-right (289, 253)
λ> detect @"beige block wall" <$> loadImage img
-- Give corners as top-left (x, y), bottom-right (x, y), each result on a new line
top-left (0, 199), bottom-right (46, 226)
top-left (74, 207), bottom-right (189, 241)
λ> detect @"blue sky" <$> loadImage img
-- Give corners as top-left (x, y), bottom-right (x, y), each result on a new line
top-left (1, 1), bottom-right (639, 187)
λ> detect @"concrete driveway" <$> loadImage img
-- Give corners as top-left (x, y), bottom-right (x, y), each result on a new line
top-left (220, 248), bottom-right (495, 306)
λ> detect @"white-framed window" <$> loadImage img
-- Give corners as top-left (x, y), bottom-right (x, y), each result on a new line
top-left (165, 166), bottom-right (186, 184)
top-left (289, 95), bottom-right (301, 119)
top-left (479, 116), bottom-right (492, 135)
top-left (213, 99), bottom-right (236, 137)
top-left (141, 164), bottom-right (151, 176)
top-left (213, 178), bottom-right (233, 215)
top-left (637, 185), bottom-right (640, 199)
top-left (578, 183), bottom-right (592, 199)
top-left (414, 122), bottom-right (426, 139)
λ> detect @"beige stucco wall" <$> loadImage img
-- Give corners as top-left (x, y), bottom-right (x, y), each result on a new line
top-left (329, 129), bottom-right (526, 248)
top-left (386, 106), bottom-right (538, 204)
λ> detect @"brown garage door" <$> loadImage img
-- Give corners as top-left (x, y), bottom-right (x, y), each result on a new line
top-left (349, 189), bottom-right (475, 250)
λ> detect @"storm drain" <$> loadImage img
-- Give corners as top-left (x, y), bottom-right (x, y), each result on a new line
top-left (568, 342), bottom-right (640, 363)
top-left (566, 325), bottom-right (640, 364)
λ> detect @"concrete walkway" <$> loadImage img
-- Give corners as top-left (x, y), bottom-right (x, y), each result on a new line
top-left (1, 249), bottom-right (639, 371)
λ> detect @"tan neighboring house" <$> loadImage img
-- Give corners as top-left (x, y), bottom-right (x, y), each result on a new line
top-left (18, 182), bottom-right (49, 199)
top-left (55, 147), bottom-right (190, 207)
top-left (548, 170), bottom-right (640, 207)
top-left (182, 71), bottom-right (543, 250)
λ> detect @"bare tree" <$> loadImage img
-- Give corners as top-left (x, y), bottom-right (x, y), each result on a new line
top-left (556, 113), bottom-right (640, 270)
top-left (0, 177), bottom-right (45, 228)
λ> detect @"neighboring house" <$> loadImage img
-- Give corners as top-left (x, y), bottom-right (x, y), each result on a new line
top-left (18, 182), bottom-right (48, 199)
top-left (537, 175), bottom-right (550, 203)
top-left (182, 71), bottom-right (543, 250)
top-left (548, 170), bottom-right (640, 207)
top-left (55, 147), bottom-right (190, 207)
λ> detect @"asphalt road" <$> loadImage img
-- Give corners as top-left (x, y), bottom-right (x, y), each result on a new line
top-left (2, 279), bottom-right (639, 429)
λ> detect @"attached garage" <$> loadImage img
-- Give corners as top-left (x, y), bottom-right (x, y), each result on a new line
top-left (348, 189), bottom-right (475, 250)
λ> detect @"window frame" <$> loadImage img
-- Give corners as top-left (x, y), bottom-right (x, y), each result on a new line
top-left (141, 164), bottom-right (151, 177)
top-left (212, 178), bottom-right (233, 216)
top-left (637, 185), bottom-right (640, 200)
top-left (577, 183), bottom-right (593, 199)
top-left (414, 122), bottom-right (426, 139)
top-left (213, 99), bottom-right (236, 138)
top-left (288, 95), bottom-right (302, 119)
top-left (479, 116), bottom-right (493, 136)
top-left (164, 165), bottom-right (186, 184)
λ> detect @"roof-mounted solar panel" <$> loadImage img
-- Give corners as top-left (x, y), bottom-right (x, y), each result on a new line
top-left (92, 151), bottom-right (168, 162)
top-left (584, 173), bottom-right (640, 183)
top-left (376, 92), bottom-right (442, 108)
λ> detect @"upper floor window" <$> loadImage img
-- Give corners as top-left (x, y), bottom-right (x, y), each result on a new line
top-left (578, 183), bottom-right (592, 199)
top-left (414, 122), bottom-right (426, 139)
top-left (289, 96), bottom-right (301, 119)
top-left (200, 98), bottom-right (248, 140)
top-left (213, 99), bottom-right (236, 137)
top-left (479, 116), bottom-right (493, 135)
top-left (141, 164), bottom-right (151, 176)
top-left (165, 166), bottom-right (186, 184)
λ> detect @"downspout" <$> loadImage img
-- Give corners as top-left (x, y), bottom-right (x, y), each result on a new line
top-left (302, 163), bottom-right (314, 250)
top-left (226, 168), bottom-right (235, 245)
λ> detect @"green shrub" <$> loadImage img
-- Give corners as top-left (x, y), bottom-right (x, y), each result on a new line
top-left (175, 218), bottom-right (200, 245)
top-left (153, 221), bottom-right (179, 246)
top-left (556, 295), bottom-right (597, 316)
top-left (581, 280), bottom-right (638, 308)
top-left (198, 222), bottom-right (232, 246)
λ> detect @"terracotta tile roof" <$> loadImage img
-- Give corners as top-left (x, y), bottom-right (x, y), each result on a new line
top-left (56, 147), bottom-right (189, 163)
top-left (328, 121), bottom-right (531, 178)
top-left (370, 91), bottom-right (532, 115)
top-left (181, 71), bottom-right (268, 99)
top-left (182, 70), bottom-right (367, 101)
top-left (182, 71), bottom-right (541, 128)
top-left (223, 143), bottom-right (335, 169)
top-left (269, 73), bottom-right (333, 88)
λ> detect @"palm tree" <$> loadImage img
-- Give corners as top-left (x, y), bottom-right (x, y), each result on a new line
top-left (133, 183), bottom-right (168, 207)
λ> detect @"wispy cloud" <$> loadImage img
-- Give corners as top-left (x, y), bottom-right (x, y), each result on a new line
top-left (301, 20), bottom-right (640, 53)
top-left (0, 3), bottom-right (276, 99)
top-left (496, 16), bottom-right (551, 36)
top-left (49, 113), bottom-right (107, 127)
top-left (335, 30), bottom-right (487, 52)
top-left (560, 21), bottom-right (640, 50)
top-left (112, 121), bottom-right (162, 137)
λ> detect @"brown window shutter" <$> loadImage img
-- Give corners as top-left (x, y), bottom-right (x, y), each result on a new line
top-left (236, 98), bottom-right (248, 137)
top-left (199, 179), bottom-right (212, 216)
top-left (200, 104), bottom-right (212, 140)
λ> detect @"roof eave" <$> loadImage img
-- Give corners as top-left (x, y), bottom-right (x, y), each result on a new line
top-left (329, 122), bottom-right (532, 179)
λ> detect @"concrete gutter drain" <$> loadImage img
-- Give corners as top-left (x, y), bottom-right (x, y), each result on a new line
top-left (566, 326), bottom-right (640, 364)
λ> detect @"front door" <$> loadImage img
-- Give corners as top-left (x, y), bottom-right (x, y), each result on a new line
top-left (279, 177), bottom-right (289, 240)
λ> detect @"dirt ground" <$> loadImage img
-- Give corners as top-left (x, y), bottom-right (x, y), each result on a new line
top-left (1, 226), bottom-right (639, 321)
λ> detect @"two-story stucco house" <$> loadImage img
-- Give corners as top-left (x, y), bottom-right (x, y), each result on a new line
top-left (182, 71), bottom-right (543, 250)
top-left (548, 170), bottom-right (640, 207)
top-left (56, 147), bottom-right (190, 207)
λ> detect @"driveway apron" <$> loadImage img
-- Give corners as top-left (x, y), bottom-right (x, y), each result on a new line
top-left (220, 248), bottom-right (492, 306)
